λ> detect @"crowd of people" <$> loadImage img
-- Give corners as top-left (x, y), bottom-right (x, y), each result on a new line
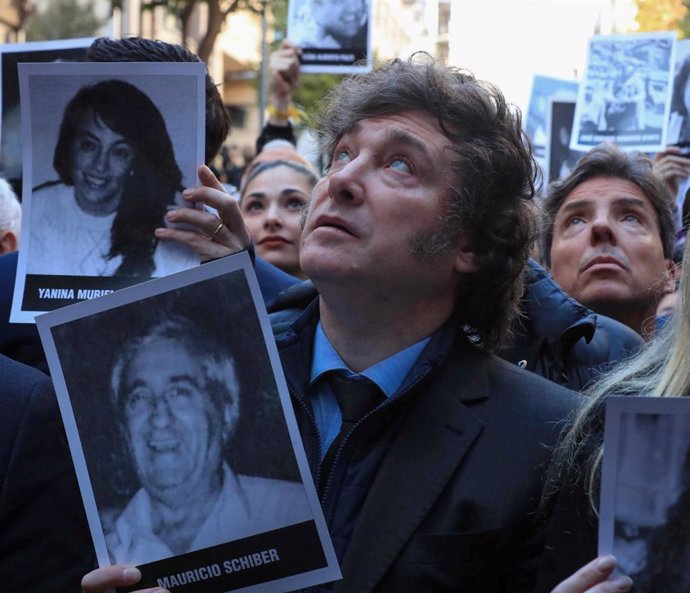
top-left (4, 31), bottom-right (690, 593)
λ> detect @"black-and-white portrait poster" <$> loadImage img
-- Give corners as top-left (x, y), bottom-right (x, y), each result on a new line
top-left (546, 99), bottom-right (586, 185)
top-left (571, 32), bottom-right (676, 153)
top-left (524, 74), bottom-right (578, 178)
top-left (36, 252), bottom-right (340, 593)
top-left (287, 0), bottom-right (372, 73)
top-left (11, 62), bottom-right (205, 323)
top-left (0, 38), bottom-right (93, 198)
top-left (667, 39), bottom-right (690, 146)
top-left (600, 397), bottom-right (690, 592)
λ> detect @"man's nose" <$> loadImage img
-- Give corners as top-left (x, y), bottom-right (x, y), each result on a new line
top-left (149, 395), bottom-right (174, 427)
top-left (327, 158), bottom-right (366, 205)
top-left (590, 217), bottom-right (616, 244)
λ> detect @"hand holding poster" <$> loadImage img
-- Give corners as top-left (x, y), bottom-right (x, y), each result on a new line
top-left (36, 252), bottom-right (340, 593)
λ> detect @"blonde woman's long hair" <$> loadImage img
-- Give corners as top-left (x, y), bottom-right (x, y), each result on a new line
top-left (556, 238), bottom-right (690, 507)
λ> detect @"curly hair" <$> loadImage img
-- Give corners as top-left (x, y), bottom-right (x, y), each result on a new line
top-left (313, 54), bottom-right (537, 351)
top-left (53, 79), bottom-right (182, 277)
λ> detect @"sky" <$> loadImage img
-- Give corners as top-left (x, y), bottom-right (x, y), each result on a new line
top-left (448, 0), bottom-right (638, 113)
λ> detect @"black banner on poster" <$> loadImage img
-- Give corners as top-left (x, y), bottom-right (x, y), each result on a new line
top-left (301, 47), bottom-right (366, 68)
top-left (22, 274), bottom-right (148, 311)
top-left (119, 521), bottom-right (327, 593)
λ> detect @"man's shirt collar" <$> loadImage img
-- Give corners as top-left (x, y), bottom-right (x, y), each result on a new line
top-left (310, 321), bottom-right (431, 397)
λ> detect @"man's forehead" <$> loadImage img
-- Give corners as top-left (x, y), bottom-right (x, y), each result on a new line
top-left (335, 112), bottom-right (450, 157)
top-left (125, 337), bottom-right (198, 371)
top-left (559, 177), bottom-right (655, 212)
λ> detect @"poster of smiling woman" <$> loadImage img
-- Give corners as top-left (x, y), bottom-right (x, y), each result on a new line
top-left (36, 252), bottom-right (339, 593)
top-left (11, 62), bottom-right (205, 323)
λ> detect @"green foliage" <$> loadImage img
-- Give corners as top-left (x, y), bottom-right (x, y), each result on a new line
top-left (680, 1), bottom-right (690, 39)
top-left (294, 73), bottom-right (343, 115)
top-left (26, 0), bottom-right (104, 41)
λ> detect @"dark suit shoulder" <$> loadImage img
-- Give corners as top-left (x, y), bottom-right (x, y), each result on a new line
top-left (0, 356), bottom-right (52, 478)
top-left (486, 352), bottom-right (583, 415)
top-left (0, 355), bottom-right (95, 592)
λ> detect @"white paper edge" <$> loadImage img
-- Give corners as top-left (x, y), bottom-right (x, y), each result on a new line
top-left (10, 61), bottom-right (206, 324)
top-left (35, 252), bottom-right (340, 590)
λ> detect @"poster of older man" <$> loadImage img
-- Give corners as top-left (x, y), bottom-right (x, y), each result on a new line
top-left (600, 397), bottom-right (690, 591)
top-left (11, 62), bottom-right (204, 323)
top-left (287, 0), bottom-right (372, 73)
top-left (571, 32), bottom-right (676, 153)
top-left (36, 252), bottom-right (339, 593)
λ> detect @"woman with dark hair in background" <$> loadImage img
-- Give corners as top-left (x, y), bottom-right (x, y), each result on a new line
top-left (29, 79), bottom-right (195, 277)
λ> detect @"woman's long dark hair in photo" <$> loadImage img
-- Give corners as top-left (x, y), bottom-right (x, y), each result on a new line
top-left (53, 79), bottom-right (183, 277)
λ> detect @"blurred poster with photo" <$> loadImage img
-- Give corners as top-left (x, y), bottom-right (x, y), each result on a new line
top-left (11, 62), bottom-right (205, 323)
top-left (287, 0), bottom-right (372, 73)
top-left (0, 38), bottom-right (93, 198)
top-left (35, 252), bottom-right (340, 593)
top-left (545, 99), bottom-right (586, 184)
top-left (525, 74), bottom-right (578, 177)
top-left (572, 32), bottom-right (676, 153)
top-left (600, 397), bottom-right (690, 591)
top-left (666, 39), bottom-right (690, 146)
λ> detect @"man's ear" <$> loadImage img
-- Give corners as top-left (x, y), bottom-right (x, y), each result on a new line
top-left (454, 234), bottom-right (479, 274)
top-left (0, 230), bottom-right (17, 254)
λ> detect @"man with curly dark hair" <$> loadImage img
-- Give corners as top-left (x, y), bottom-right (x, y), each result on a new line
top-left (88, 55), bottom-right (601, 593)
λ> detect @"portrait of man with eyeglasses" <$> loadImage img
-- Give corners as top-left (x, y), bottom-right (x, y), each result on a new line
top-left (102, 315), bottom-right (311, 565)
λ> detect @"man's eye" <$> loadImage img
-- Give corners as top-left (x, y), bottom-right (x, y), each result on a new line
top-left (622, 213), bottom-right (641, 223)
top-left (390, 158), bottom-right (411, 173)
top-left (566, 216), bottom-right (585, 227)
top-left (169, 386), bottom-right (192, 399)
top-left (334, 149), bottom-right (351, 163)
top-left (126, 388), bottom-right (151, 408)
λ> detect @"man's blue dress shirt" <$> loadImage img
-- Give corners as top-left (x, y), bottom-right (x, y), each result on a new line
top-left (309, 321), bottom-right (430, 457)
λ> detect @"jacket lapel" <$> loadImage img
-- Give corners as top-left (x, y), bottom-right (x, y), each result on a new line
top-left (334, 347), bottom-right (490, 593)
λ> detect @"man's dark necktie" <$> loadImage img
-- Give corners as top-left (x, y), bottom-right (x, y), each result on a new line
top-left (319, 374), bottom-right (383, 494)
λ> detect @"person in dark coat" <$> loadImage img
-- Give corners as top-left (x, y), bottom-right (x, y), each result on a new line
top-left (0, 355), bottom-right (94, 591)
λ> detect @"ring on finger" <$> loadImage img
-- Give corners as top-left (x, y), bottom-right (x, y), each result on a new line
top-left (210, 221), bottom-right (224, 242)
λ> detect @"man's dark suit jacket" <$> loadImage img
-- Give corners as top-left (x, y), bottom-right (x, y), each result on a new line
top-left (0, 355), bottom-right (95, 591)
top-left (277, 301), bottom-right (597, 593)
